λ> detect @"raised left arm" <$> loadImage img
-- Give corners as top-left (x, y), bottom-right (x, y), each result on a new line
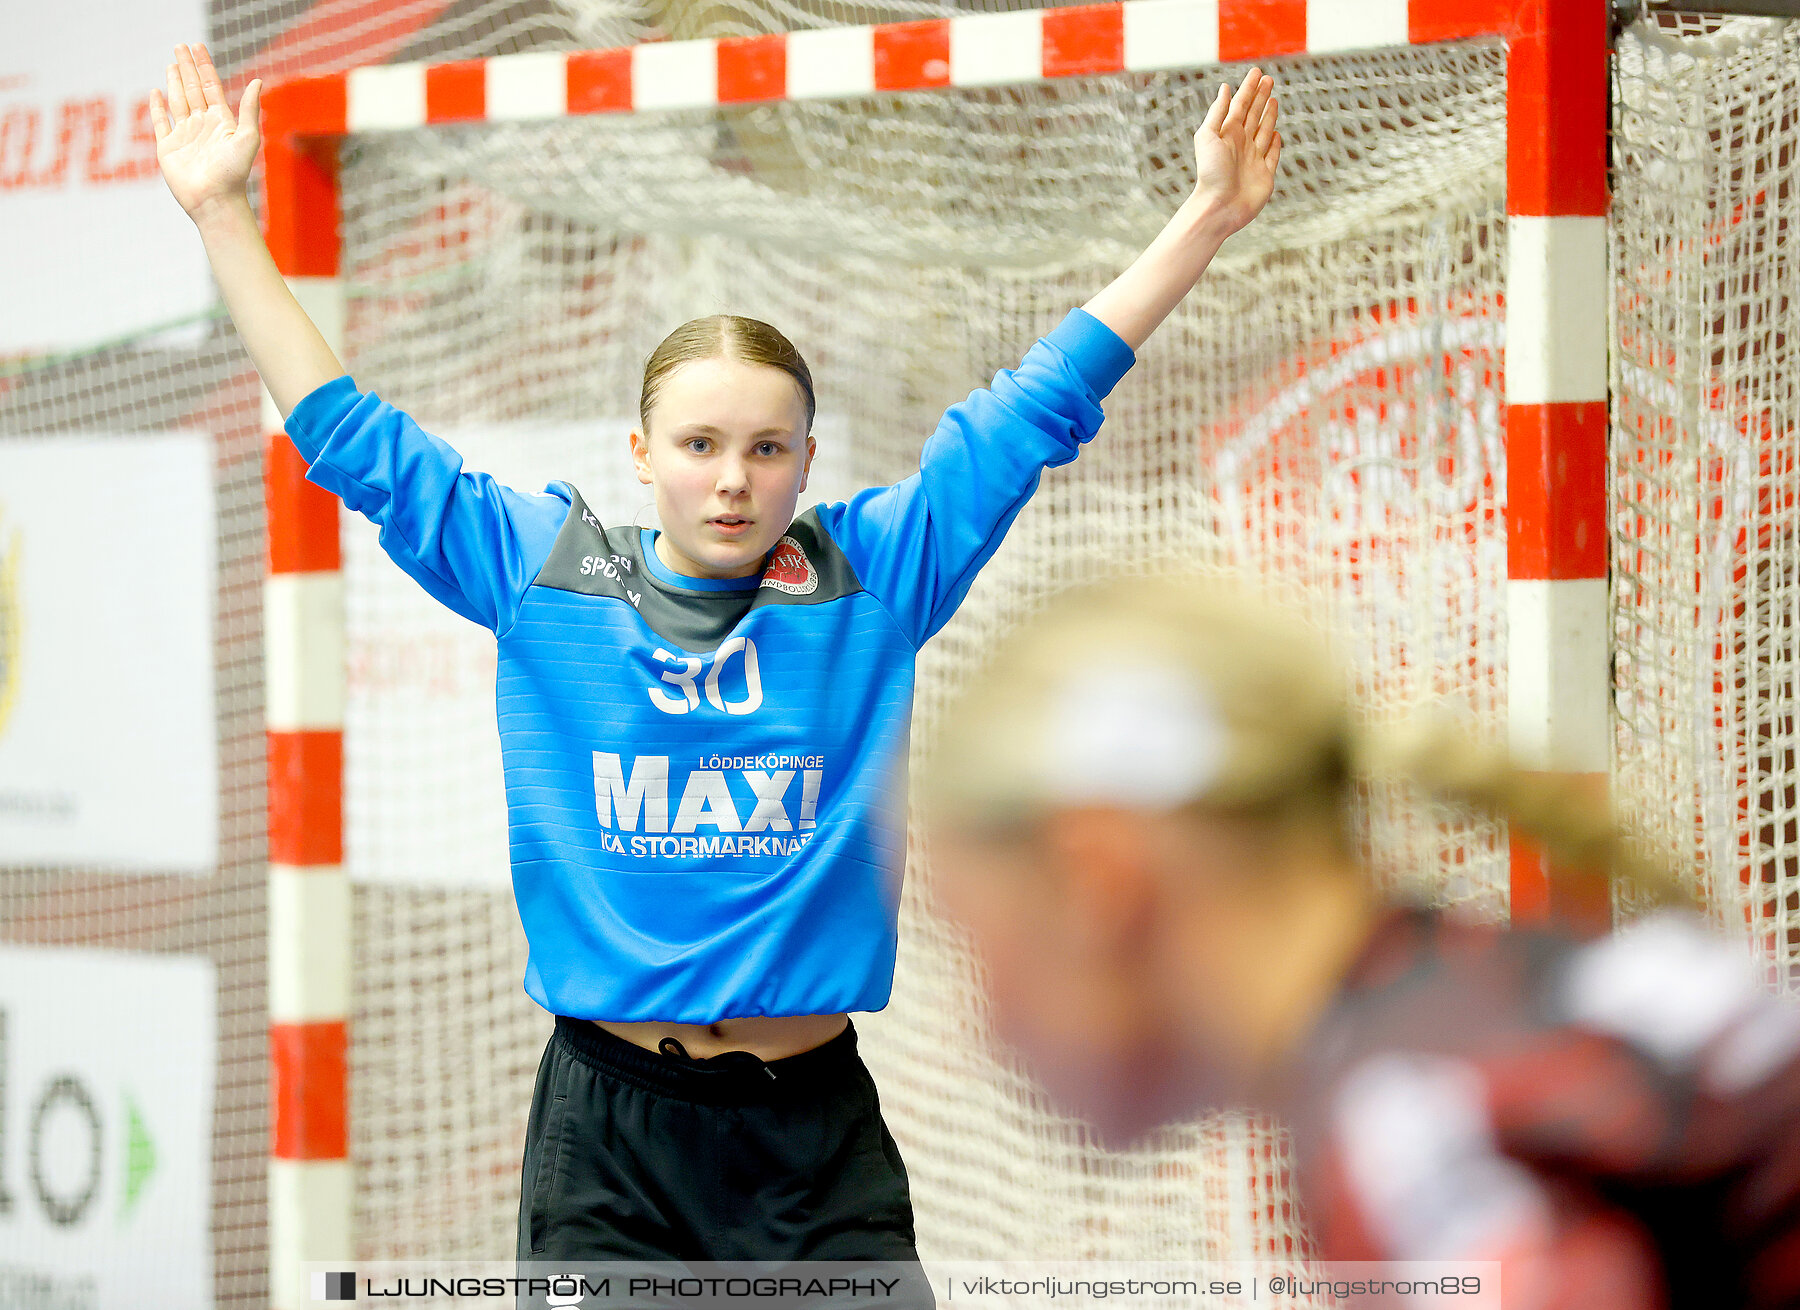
top-left (815, 81), bottom-right (1280, 644)
top-left (1082, 69), bottom-right (1283, 353)
top-left (817, 308), bottom-right (1131, 647)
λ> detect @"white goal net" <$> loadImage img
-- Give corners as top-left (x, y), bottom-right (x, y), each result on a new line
top-left (1610, 13), bottom-right (1800, 992)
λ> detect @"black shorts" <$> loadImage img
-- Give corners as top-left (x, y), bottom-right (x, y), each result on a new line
top-left (517, 1014), bottom-right (922, 1265)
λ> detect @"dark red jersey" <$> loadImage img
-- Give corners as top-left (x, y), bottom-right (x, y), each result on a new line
top-left (1280, 905), bottom-right (1800, 1309)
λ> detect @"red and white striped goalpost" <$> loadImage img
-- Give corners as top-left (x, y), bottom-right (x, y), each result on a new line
top-left (258, 2), bottom-right (1610, 1301)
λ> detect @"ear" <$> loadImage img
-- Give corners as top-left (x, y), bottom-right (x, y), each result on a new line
top-left (629, 428), bottom-right (653, 486)
top-left (798, 432), bottom-right (817, 493)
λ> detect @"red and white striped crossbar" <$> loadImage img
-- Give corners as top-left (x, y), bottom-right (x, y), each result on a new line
top-left (257, 2), bottom-right (1608, 1298)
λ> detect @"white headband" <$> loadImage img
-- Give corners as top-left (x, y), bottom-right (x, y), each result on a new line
top-left (1034, 658), bottom-right (1230, 809)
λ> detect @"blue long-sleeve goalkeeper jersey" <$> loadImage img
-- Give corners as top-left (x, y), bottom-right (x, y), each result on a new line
top-left (285, 307), bottom-right (1135, 1022)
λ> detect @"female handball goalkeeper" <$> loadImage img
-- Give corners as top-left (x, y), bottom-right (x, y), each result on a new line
top-left (152, 40), bottom-right (1284, 1265)
top-left (923, 571), bottom-right (1800, 1310)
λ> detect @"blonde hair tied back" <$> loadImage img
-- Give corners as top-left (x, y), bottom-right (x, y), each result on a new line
top-left (640, 314), bottom-right (816, 436)
top-left (1349, 713), bottom-right (1690, 910)
top-left (926, 569), bottom-right (1691, 912)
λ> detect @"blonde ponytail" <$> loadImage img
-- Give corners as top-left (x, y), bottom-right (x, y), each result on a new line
top-left (925, 569), bottom-right (1694, 915)
top-left (1349, 715), bottom-right (1693, 911)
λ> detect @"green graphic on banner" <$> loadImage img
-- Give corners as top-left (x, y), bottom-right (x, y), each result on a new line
top-left (123, 1090), bottom-right (156, 1218)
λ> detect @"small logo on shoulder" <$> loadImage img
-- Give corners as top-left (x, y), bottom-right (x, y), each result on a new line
top-left (761, 535), bottom-right (817, 596)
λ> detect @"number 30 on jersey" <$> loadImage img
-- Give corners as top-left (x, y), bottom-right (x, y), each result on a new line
top-left (647, 638), bottom-right (762, 716)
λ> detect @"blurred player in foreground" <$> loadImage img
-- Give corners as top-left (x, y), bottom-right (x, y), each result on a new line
top-left (923, 572), bottom-right (1800, 1310)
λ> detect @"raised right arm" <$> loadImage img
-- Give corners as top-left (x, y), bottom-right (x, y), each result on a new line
top-left (193, 194), bottom-right (342, 421)
top-left (152, 41), bottom-right (340, 418)
top-left (284, 381), bottom-right (569, 632)
top-left (156, 42), bottom-right (566, 633)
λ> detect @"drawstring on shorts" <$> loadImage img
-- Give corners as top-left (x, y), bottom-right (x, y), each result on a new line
top-left (658, 1035), bottom-right (779, 1080)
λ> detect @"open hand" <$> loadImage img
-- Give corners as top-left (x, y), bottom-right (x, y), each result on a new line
top-left (150, 42), bottom-right (263, 220)
top-left (1189, 69), bottom-right (1282, 236)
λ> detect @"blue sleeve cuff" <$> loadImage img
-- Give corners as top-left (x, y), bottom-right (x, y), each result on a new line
top-left (1045, 307), bottom-right (1136, 400)
top-left (283, 374), bottom-right (362, 461)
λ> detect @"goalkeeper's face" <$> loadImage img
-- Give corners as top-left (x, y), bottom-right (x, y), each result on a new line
top-left (630, 355), bottom-right (816, 579)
